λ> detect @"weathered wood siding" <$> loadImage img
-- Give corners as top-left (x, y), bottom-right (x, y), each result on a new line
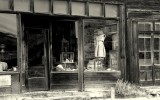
top-left (126, 0), bottom-right (160, 9)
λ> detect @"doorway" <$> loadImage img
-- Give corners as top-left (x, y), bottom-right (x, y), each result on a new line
top-left (25, 28), bottom-right (49, 91)
top-left (138, 21), bottom-right (160, 85)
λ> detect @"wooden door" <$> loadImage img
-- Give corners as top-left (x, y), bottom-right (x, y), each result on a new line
top-left (25, 28), bottom-right (49, 91)
top-left (138, 21), bottom-right (160, 85)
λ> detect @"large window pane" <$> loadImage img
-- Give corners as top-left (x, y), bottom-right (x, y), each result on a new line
top-left (0, 13), bottom-right (17, 72)
top-left (52, 21), bottom-right (78, 72)
top-left (84, 20), bottom-right (119, 72)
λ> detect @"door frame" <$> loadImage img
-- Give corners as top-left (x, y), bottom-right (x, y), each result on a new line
top-left (130, 19), bottom-right (160, 85)
top-left (24, 27), bottom-right (50, 91)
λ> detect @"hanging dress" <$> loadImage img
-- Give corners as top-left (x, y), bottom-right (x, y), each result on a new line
top-left (95, 34), bottom-right (106, 58)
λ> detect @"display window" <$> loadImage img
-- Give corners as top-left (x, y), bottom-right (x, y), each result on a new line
top-left (83, 19), bottom-right (119, 72)
top-left (52, 21), bottom-right (78, 72)
top-left (0, 13), bottom-right (18, 72)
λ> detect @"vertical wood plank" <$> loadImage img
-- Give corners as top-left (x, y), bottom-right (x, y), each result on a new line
top-left (49, 21), bottom-right (53, 90)
top-left (130, 20), bottom-right (134, 83)
top-left (78, 19), bottom-right (84, 91)
top-left (132, 21), bottom-right (139, 83)
top-left (126, 19), bottom-right (132, 82)
top-left (119, 4), bottom-right (126, 81)
top-left (151, 22), bottom-right (155, 84)
top-left (44, 29), bottom-right (49, 90)
top-left (17, 13), bottom-right (22, 93)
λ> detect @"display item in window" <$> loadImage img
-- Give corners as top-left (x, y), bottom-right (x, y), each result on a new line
top-left (56, 64), bottom-right (65, 71)
top-left (0, 61), bottom-right (8, 71)
top-left (95, 30), bottom-right (106, 58)
top-left (61, 37), bottom-right (69, 52)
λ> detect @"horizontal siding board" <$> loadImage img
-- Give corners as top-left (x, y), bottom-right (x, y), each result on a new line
top-left (50, 85), bottom-right (78, 91)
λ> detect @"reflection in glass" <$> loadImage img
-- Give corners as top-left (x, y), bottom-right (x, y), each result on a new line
top-left (145, 24), bottom-right (151, 31)
top-left (27, 29), bottom-right (45, 77)
top-left (154, 52), bottom-right (160, 64)
top-left (138, 24), bottom-right (144, 31)
top-left (138, 38), bottom-right (144, 51)
top-left (0, 13), bottom-right (17, 72)
top-left (83, 20), bottom-right (119, 72)
top-left (154, 38), bottom-right (159, 50)
top-left (155, 70), bottom-right (160, 80)
top-left (155, 24), bottom-right (160, 31)
top-left (146, 52), bottom-right (151, 65)
top-left (52, 21), bottom-right (78, 72)
top-left (145, 38), bottom-right (151, 51)
top-left (139, 52), bottom-right (144, 65)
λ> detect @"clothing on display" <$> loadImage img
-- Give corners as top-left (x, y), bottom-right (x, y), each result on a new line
top-left (95, 31), bottom-right (106, 58)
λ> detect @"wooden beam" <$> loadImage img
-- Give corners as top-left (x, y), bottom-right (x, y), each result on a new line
top-left (49, 21), bottom-right (53, 90)
top-left (17, 13), bottom-right (22, 93)
top-left (78, 19), bottom-right (84, 91)
top-left (119, 4), bottom-right (126, 81)
top-left (132, 20), bottom-right (139, 83)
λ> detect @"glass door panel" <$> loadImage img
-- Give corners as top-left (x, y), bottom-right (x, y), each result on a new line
top-left (138, 22), bottom-right (153, 82)
top-left (25, 28), bottom-right (48, 91)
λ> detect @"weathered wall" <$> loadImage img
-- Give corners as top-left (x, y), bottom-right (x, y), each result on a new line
top-left (126, 0), bottom-right (160, 9)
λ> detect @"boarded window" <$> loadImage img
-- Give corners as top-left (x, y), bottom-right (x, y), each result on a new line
top-left (105, 4), bottom-right (118, 17)
top-left (14, 0), bottom-right (30, 12)
top-left (53, 1), bottom-right (69, 15)
top-left (0, 0), bottom-right (10, 10)
top-left (89, 3), bottom-right (102, 16)
top-left (34, 0), bottom-right (50, 13)
top-left (71, 2), bottom-right (85, 16)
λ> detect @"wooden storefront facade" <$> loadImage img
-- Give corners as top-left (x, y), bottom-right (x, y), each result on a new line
top-left (4, 0), bottom-right (160, 94)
